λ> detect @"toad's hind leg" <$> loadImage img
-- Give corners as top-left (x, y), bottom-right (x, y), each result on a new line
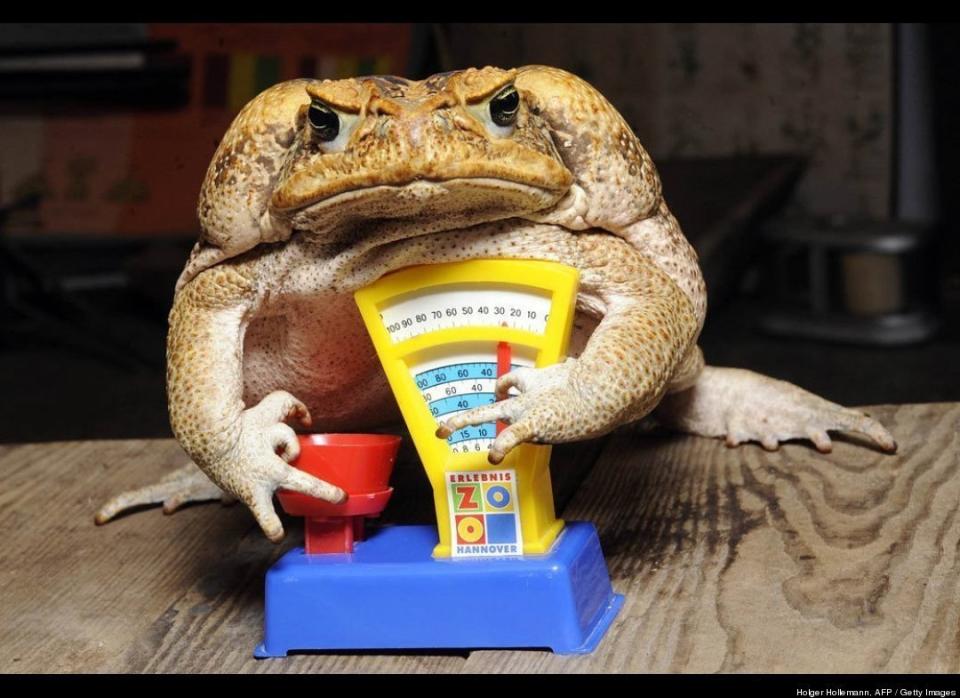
top-left (95, 462), bottom-right (235, 524)
top-left (655, 361), bottom-right (897, 453)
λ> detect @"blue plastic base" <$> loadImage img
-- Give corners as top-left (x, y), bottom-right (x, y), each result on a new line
top-left (254, 522), bottom-right (623, 657)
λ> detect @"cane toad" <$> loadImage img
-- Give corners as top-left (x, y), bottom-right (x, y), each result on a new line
top-left (95, 66), bottom-right (896, 541)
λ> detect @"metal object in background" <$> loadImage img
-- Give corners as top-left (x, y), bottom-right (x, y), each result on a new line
top-left (758, 217), bottom-right (940, 345)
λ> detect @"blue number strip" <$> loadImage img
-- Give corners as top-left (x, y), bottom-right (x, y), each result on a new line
top-left (414, 362), bottom-right (522, 389)
top-left (415, 361), bottom-right (522, 445)
top-left (429, 392), bottom-right (495, 418)
top-left (447, 423), bottom-right (497, 445)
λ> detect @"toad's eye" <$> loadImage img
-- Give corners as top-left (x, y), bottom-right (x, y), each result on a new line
top-left (489, 86), bottom-right (519, 127)
top-left (308, 100), bottom-right (340, 141)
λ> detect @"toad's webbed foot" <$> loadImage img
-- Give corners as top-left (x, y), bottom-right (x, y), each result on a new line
top-left (436, 359), bottom-right (608, 463)
top-left (95, 462), bottom-right (235, 524)
top-left (209, 390), bottom-right (347, 541)
top-left (96, 391), bottom-right (347, 541)
top-left (655, 366), bottom-right (897, 453)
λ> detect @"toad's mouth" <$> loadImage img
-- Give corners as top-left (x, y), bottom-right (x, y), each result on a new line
top-left (277, 177), bottom-right (568, 235)
top-left (270, 151), bottom-right (574, 214)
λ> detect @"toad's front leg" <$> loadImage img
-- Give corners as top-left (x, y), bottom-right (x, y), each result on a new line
top-left (437, 234), bottom-right (700, 461)
top-left (95, 264), bottom-right (345, 541)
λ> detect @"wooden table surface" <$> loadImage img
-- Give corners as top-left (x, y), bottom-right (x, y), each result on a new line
top-left (2, 403), bottom-right (958, 673)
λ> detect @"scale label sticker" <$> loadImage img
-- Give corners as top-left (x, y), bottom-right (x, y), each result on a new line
top-left (445, 470), bottom-right (523, 557)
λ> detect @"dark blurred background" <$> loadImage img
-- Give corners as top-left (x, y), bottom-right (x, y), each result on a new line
top-left (1, 23), bottom-right (958, 444)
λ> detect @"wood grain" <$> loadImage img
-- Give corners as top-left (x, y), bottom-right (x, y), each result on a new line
top-left (0, 430), bottom-right (605, 673)
top-left (461, 403), bottom-right (960, 673)
top-left (2, 404), bottom-right (957, 673)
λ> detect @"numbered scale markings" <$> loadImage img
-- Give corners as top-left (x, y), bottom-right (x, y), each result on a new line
top-left (411, 353), bottom-right (533, 453)
top-left (375, 282), bottom-right (553, 454)
top-left (379, 286), bottom-right (551, 344)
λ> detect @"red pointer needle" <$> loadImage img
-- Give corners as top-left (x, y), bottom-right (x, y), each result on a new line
top-left (496, 341), bottom-right (511, 435)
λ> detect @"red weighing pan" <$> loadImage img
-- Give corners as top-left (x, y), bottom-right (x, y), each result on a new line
top-left (277, 433), bottom-right (401, 554)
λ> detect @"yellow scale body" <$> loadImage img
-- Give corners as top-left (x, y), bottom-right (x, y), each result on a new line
top-left (354, 259), bottom-right (579, 558)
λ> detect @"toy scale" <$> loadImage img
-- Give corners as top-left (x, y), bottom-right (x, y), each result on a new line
top-left (254, 259), bottom-right (624, 657)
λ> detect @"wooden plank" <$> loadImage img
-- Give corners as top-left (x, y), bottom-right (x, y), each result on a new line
top-left (0, 438), bottom-right (461, 673)
top-left (0, 427), bottom-right (606, 673)
top-left (461, 404), bottom-right (960, 673)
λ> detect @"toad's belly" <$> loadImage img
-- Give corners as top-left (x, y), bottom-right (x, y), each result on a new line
top-left (241, 292), bottom-right (599, 430)
top-left (241, 293), bottom-right (397, 430)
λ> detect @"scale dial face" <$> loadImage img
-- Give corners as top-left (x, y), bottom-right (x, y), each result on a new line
top-left (376, 284), bottom-right (549, 452)
top-left (377, 284), bottom-right (552, 344)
